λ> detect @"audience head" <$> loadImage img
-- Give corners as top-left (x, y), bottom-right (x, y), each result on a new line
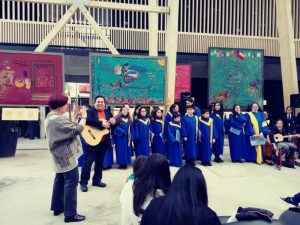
top-left (133, 153), bottom-right (171, 216)
top-left (157, 165), bottom-right (208, 225)
top-left (132, 156), bottom-right (147, 178)
top-left (48, 94), bottom-right (69, 113)
top-left (232, 104), bottom-right (241, 115)
top-left (201, 108), bottom-right (210, 118)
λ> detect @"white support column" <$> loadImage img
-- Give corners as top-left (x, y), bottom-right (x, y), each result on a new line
top-left (35, 4), bottom-right (79, 52)
top-left (276, 0), bottom-right (299, 108)
top-left (78, 5), bottom-right (119, 55)
top-left (149, 0), bottom-right (158, 56)
top-left (39, 106), bottom-right (46, 139)
top-left (165, 0), bottom-right (179, 109)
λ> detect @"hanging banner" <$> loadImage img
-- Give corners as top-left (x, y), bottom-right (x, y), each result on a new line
top-left (0, 51), bottom-right (63, 105)
top-left (175, 64), bottom-right (191, 101)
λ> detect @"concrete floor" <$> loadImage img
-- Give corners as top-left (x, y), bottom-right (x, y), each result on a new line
top-left (0, 138), bottom-right (300, 225)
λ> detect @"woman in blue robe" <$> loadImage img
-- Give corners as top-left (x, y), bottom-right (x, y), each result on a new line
top-left (134, 107), bottom-right (150, 157)
top-left (131, 104), bottom-right (141, 156)
top-left (103, 135), bottom-right (114, 169)
top-left (150, 107), bottom-right (165, 155)
top-left (167, 112), bottom-right (183, 167)
top-left (199, 109), bottom-right (217, 166)
top-left (182, 106), bottom-right (199, 165)
top-left (164, 104), bottom-right (180, 141)
top-left (210, 102), bottom-right (225, 163)
top-left (228, 104), bottom-right (254, 162)
top-left (114, 106), bottom-right (132, 169)
top-left (245, 102), bottom-right (269, 164)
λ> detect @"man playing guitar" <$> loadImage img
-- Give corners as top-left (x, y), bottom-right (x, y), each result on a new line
top-left (80, 95), bottom-right (116, 192)
top-left (269, 119), bottom-right (296, 168)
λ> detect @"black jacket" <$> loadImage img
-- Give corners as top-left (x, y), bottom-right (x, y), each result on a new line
top-left (282, 114), bottom-right (297, 134)
top-left (86, 107), bottom-right (113, 148)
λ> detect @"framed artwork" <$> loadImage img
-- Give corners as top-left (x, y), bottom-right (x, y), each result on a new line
top-left (209, 47), bottom-right (264, 110)
top-left (90, 54), bottom-right (166, 105)
top-left (0, 51), bottom-right (63, 105)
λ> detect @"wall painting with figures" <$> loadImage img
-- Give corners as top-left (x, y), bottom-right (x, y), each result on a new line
top-left (209, 47), bottom-right (264, 110)
top-left (90, 54), bottom-right (166, 105)
top-left (0, 51), bottom-right (63, 105)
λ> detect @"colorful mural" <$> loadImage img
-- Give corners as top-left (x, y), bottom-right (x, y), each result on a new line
top-left (90, 54), bottom-right (166, 105)
top-left (209, 48), bottom-right (264, 110)
top-left (0, 51), bottom-right (63, 105)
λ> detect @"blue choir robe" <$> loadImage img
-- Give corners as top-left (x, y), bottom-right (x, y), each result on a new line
top-left (164, 111), bottom-right (173, 141)
top-left (182, 115), bottom-right (199, 161)
top-left (150, 118), bottom-right (165, 155)
top-left (194, 106), bottom-right (202, 117)
top-left (210, 113), bottom-right (224, 158)
top-left (78, 136), bottom-right (87, 167)
top-left (228, 114), bottom-right (253, 161)
top-left (167, 121), bottom-right (183, 167)
top-left (114, 117), bottom-right (132, 165)
top-left (199, 117), bottom-right (217, 164)
top-left (134, 117), bottom-right (150, 157)
top-left (103, 134), bottom-right (114, 167)
top-left (245, 112), bottom-right (269, 164)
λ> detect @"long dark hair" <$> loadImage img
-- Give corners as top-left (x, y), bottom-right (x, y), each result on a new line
top-left (151, 107), bottom-right (162, 120)
top-left (137, 107), bottom-right (148, 119)
top-left (169, 103), bottom-right (179, 113)
top-left (133, 153), bottom-right (171, 216)
top-left (213, 101), bottom-right (224, 117)
top-left (134, 104), bottom-right (142, 115)
top-left (157, 165), bottom-right (208, 225)
top-left (232, 104), bottom-right (240, 116)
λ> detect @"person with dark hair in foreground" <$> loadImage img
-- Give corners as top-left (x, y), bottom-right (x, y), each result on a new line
top-left (141, 165), bottom-right (221, 225)
top-left (120, 153), bottom-right (171, 225)
top-left (45, 94), bottom-right (87, 223)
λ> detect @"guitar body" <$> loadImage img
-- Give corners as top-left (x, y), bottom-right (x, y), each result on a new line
top-left (274, 134), bottom-right (284, 143)
top-left (81, 125), bottom-right (109, 146)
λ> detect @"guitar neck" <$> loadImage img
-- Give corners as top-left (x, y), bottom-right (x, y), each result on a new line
top-left (281, 134), bottom-right (300, 138)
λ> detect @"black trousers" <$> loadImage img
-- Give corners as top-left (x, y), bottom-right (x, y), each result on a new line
top-left (51, 166), bottom-right (79, 217)
top-left (80, 142), bottom-right (107, 185)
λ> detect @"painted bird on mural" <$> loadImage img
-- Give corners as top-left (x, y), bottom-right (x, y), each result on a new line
top-left (114, 63), bottom-right (139, 83)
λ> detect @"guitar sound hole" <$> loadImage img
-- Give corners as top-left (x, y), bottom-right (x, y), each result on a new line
top-left (88, 130), bottom-right (96, 140)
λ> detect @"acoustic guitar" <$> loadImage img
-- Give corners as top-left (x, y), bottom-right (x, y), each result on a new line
top-left (81, 125), bottom-right (109, 146)
top-left (81, 110), bottom-right (126, 146)
top-left (273, 133), bottom-right (300, 143)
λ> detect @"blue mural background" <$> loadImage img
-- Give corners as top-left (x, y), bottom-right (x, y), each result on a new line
top-left (90, 54), bottom-right (166, 105)
top-left (209, 48), bottom-right (264, 110)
